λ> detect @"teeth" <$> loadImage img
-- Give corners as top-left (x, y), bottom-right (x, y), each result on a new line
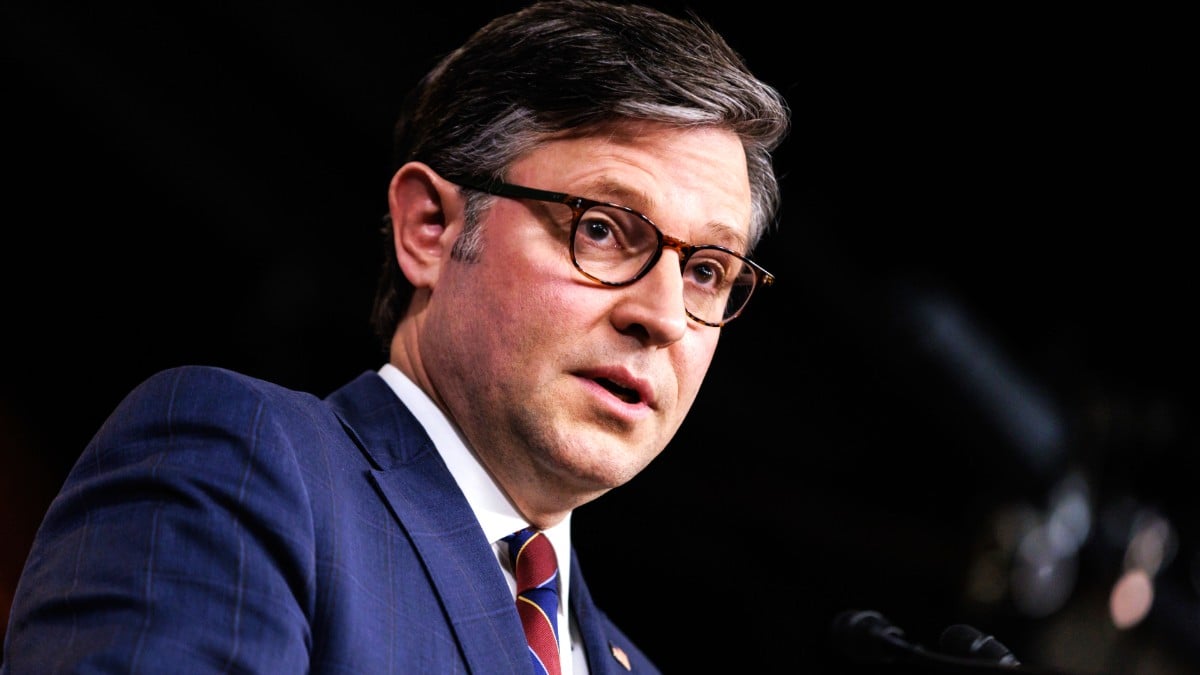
top-left (599, 378), bottom-right (639, 403)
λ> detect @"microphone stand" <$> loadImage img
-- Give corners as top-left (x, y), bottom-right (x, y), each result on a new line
top-left (831, 609), bottom-right (1096, 675)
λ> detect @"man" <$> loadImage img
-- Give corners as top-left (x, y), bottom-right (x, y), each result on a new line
top-left (1, 1), bottom-right (789, 672)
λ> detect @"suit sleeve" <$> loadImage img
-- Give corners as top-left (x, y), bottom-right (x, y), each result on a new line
top-left (3, 366), bottom-right (318, 674)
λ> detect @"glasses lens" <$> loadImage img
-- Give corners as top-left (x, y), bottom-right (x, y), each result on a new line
top-left (570, 204), bottom-right (761, 326)
top-left (682, 249), bottom-right (757, 324)
top-left (572, 205), bottom-right (660, 283)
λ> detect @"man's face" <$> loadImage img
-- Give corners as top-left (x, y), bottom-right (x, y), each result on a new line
top-left (422, 122), bottom-right (753, 513)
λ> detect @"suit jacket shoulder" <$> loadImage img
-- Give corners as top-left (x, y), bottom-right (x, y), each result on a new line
top-left (2, 365), bottom-right (661, 674)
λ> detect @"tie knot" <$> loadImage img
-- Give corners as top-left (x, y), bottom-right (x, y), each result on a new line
top-left (504, 528), bottom-right (559, 594)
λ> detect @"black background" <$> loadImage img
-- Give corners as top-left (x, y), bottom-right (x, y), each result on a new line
top-left (2, 2), bottom-right (1195, 673)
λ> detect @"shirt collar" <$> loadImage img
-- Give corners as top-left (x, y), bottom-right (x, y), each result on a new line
top-left (376, 364), bottom-right (573, 600)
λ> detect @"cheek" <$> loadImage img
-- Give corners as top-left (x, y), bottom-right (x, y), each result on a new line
top-left (481, 267), bottom-right (582, 362)
top-left (479, 227), bottom-right (578, 317)
top-left (672, 335), bottom-right (719, 408)
top-left (490, 248), bottom-right (588, 328)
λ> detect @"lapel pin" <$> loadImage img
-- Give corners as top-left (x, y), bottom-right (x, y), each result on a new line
top-left (609, 642), bottom-right (631, 671)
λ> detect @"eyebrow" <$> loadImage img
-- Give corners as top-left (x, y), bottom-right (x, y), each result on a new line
top-left (576, 176), bottom-right (750, 253)
top-left (578, 176), bottom-right (652, 212)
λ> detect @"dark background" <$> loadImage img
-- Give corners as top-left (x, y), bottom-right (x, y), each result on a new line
top-left (2, 2), bottom-right (1194, 673)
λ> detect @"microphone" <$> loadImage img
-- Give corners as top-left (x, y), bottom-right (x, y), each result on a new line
top-left (831, 609), bottom-right (1071, 673)
top-left (830, 609), bottom-right (918, 664)
top-left (940, 624), bottom-right (1021, 666)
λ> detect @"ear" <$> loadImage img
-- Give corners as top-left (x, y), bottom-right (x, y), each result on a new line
top-left (386, 162), bottom-right (464, 290)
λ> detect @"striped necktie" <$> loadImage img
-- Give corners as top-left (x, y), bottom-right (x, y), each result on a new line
top-left (503, 528), bottom-right (562, 675)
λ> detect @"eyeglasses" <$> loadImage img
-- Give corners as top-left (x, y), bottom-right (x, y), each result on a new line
top-left (448, 176), bottom-right (774, 327)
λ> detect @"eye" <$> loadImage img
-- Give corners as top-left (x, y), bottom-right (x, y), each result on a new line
top-left (570, 204), bottom-right (665, 284)
top-left (686, 260), bottom-right (719, 286)
top-left (684, 250), bottom-right (737, 293)
top-left (579, 215), bottom-right (617, 246)
top-left (575, 206), bottom-right (655, 256)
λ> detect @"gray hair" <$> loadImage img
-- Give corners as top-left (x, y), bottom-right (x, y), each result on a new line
top-left (373, 0), bottom-right (790, 345)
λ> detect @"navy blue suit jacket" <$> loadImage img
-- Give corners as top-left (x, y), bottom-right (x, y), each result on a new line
top-left (2, 366), bottom-right (658, 674)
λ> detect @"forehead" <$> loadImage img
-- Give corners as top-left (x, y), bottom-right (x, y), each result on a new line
top-left (509, 123), bottom-right (753, 245)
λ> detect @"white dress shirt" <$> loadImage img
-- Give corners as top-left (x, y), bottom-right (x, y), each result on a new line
top-left (378, 364), bottom-right (587, 674)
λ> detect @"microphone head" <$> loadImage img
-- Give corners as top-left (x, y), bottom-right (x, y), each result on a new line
top-left (830, 609), bottom-right (914, 663)
top-left (939, 623), bottom-right (1021, 666)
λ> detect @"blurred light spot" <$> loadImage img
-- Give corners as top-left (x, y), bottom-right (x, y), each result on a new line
top-left (908, 294), bottom-right (1066, 474)
top-left (1046, 469), bottom-right (1092, 550)
top-left (1109, 568), bottom-right (1153, 629)
top-left (1125, 510), bottom-right (1175, 576)
top-left (1012, 524), bottom-right (1077, 617)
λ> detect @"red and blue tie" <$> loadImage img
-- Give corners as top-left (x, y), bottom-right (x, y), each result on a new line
top-left (504, 528), bottom-right (561, 675)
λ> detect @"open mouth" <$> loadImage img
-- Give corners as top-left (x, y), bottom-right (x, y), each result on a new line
top-left (596, 377), bottom-right (641, 404)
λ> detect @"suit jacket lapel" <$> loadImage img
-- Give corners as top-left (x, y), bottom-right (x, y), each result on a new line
top-left (327, 372), bottom-right (528, 674)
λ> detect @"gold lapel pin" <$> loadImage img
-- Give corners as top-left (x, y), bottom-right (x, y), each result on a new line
top-left (609, 643), bottom-right (631, 671)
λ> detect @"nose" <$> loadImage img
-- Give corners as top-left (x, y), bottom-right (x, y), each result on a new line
top-left (608, 248), bottom-right (688, 346)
